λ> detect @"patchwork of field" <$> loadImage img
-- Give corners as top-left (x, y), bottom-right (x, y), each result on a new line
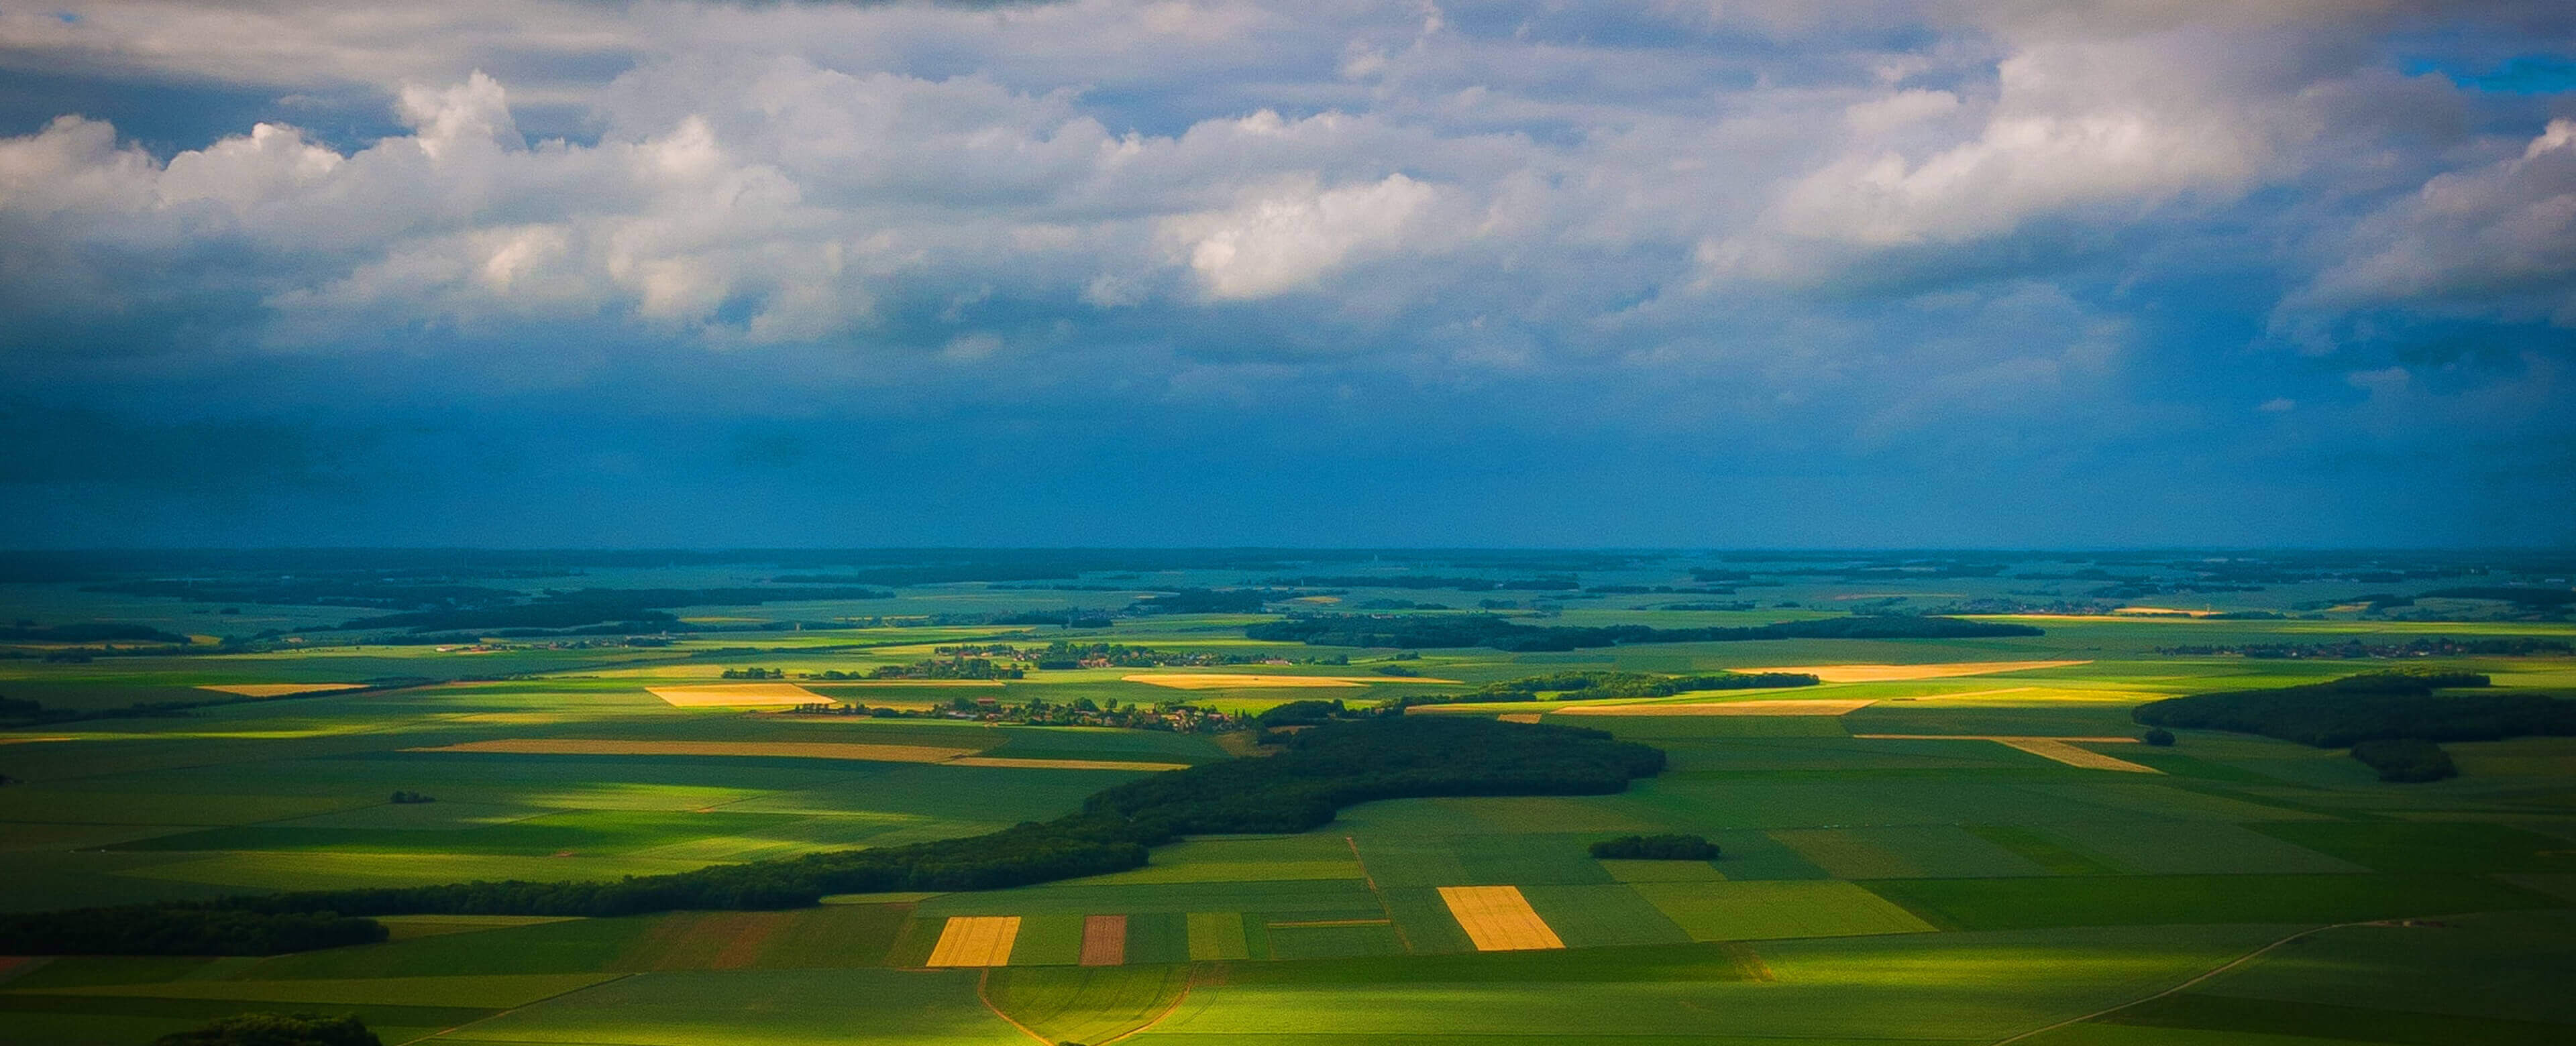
top-left (195, 683), bottom-right (368, 698)
top-left (644, 683), bottom-right (827, 706)
top-left (1554, 697), bottom-right (1877, 715)
top-left (1737, 660), bottom-right (2094, 682)
top-left (1, 598), bottom-right (2572, 1046)
top-left (1122, 673), bottom-right (1462, 689)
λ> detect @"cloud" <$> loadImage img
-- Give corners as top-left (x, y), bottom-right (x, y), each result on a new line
top-left (0, 0), bottom-right (2569, 544)
top-left (1167, 171), bottom-right (1446, 299)
top-left (2287, 118), bottom-right (2576, 334)
top-left (1701, 26), bottom-right (2322, 288)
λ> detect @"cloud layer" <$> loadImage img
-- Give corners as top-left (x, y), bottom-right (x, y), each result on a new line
top-left (0, 0), bottom-right (2569, 546)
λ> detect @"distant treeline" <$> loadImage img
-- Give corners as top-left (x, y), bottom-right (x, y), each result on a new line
top-left (1130, 589), bottom-right (1286, 614)
top-left (0, 907), bottom-right (384, 956)
top-left (0, 622), bottom-right (190, 644)
top-left (1262, 575), bottom-right (1582, 591)
top-left (85, 577), bottom-right (521, 612)
top-left (989, 609), bottom-right (1116, 628)
top-left (1388, 671), bottom-right (1819, 711)
top-left (2420, 587), bottom-right (2576, 607)
top-left (772, 565), bottom-right (1081, 586)
top-left (332, 587), bottom-right (893, 633)
top-left (1, 686), bottom-right (418, 731)
top-left (0, 718), bottom-right (1662, 953)
top-left (2157, 638), bottom-right (2574, 659)
top-left (2132, 670), bottom-right (2576, 748)
top-left (1246, 613), bottom-right (2040, 651)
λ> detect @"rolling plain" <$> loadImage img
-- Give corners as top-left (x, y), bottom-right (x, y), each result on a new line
top-left (2, 550), bottom-right (2572, 1045)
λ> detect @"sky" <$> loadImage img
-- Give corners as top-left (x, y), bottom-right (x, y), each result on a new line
top-left (0, 0), bottom-right (2571, 548)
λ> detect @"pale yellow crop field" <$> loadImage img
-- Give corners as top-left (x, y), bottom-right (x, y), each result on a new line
top-left (647, 683), bottom-right (826, 706)
top-left (198, 683), bottom-right (368, 697)
top-left (926, 915), bottom-right (1022, 966)
top-left (1438, 885), bottom-right (1564, 951)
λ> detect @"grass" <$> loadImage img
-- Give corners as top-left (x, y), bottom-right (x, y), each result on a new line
top-left (1186, 911), bottom-right (1252, 960)
top-left (2037, 820), bottom-right (2368, 876)
top-left (984, 965), bottom-right (1193, 1044)
top-left (433, 968), bottom-right (1012, 1045)
top-left (2098, 992), bottom-right (2576, 1046)
top-left (2184, 909), bottom-right (2576, 1025)
top-left (1631, 880), bottom-right (1935, 941)
top-left (226, 917), bottom-right (658, 980)
top-left (1519, 884), bottom-right (1693, 948)
top-left (1864, 874), bottom-right (2565, 931)
top-left (1770, 825), bottom-right (2051, 879)
top-left (1596, 858), bottom-right (1727, 882)
top-left (25, 972), bottom-right (616, 1008)
top-left (1967, 824), bottom-right (2127, 875)
top-left (1007, 913), bottom-right (1086, 966)
top-left (1148, 925), bottom-right (2284, 1042)
top-left (1265, 921), bottom-right (1406, 960)
top-left (2245, 821), bottom-right (2576, 874)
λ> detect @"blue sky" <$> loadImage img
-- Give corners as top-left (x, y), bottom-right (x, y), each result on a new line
top-left (0, 1), bottom-right (2570, 547)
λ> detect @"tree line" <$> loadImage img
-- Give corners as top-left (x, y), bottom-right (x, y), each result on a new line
top-left (0, 717), bottom-right (1664, 955)
top-left (1381, 670), bottom-right (1819, 711)
top-left (1245, 613), bottom-right (2040, 650)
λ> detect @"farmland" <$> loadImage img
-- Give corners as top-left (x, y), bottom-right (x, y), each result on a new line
top-left (2, 548), bottom-right (2573, 1045)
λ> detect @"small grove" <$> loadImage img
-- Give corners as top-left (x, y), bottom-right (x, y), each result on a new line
top-left (0, 717), bottom-right (1664, 955)
top-left (2131, 669), bottom-right (2576, 784)
top-left (2130, 669), bottom-right (2576, 748)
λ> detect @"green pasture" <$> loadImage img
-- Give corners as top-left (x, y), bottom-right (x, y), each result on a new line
top-left (1140, 925), bottom-right (2288, 1043)
top-left (434, 968), bottom-right (1015, 1045)
top-left (986, 966), bottom-right (1193, 1045)
top-left (1863, 873), bottom-right (2563, 931)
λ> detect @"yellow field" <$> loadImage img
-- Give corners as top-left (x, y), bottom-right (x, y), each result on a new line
top-left (1497, 713), bottom-right (1544, 723)
top-left (1730, 660), bottom-right (2090, 683)
top-left (405, 738), bottom-right (978, 762)
top-left (1996, 738), bottom-right (2162, 772)
top-left (1851, 734), bottom-right (2162, 773)
top-left (1437, 886), bottom-right (1564, 951)
top-left (646, 683), bottom-right (826, 707)
top-left (1555, 699), bottom-right (1876, 717)
top-left (925, 916), bottom-right (1021, 966)
top-left (1124, 673), bottom-right (1462, 689)
top-left (198, 683), bottom-right (367, 697)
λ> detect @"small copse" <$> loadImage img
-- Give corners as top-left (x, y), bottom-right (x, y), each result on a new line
top-left (1590, 833), bottom-right (1721, 860)
top-left (152, 1012), bottom-right (380, 1046)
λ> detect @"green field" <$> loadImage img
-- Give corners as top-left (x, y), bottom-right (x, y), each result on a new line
top-left (4, 550), bottom-right (2573, 1045)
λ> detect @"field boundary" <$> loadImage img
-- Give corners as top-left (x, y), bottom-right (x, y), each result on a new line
top-left (974, 968), bottom-right (1053, 1046)
top-left (387, 972), bottom-right (635, 1046)
top-left (1344, 835), bottom-right (1416, 952)
top-left (1988, 920), bottom-right (2377, 1046)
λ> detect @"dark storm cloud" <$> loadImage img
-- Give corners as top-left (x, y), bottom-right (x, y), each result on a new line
top-left (0, 1), bottom-right (2569, 546)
